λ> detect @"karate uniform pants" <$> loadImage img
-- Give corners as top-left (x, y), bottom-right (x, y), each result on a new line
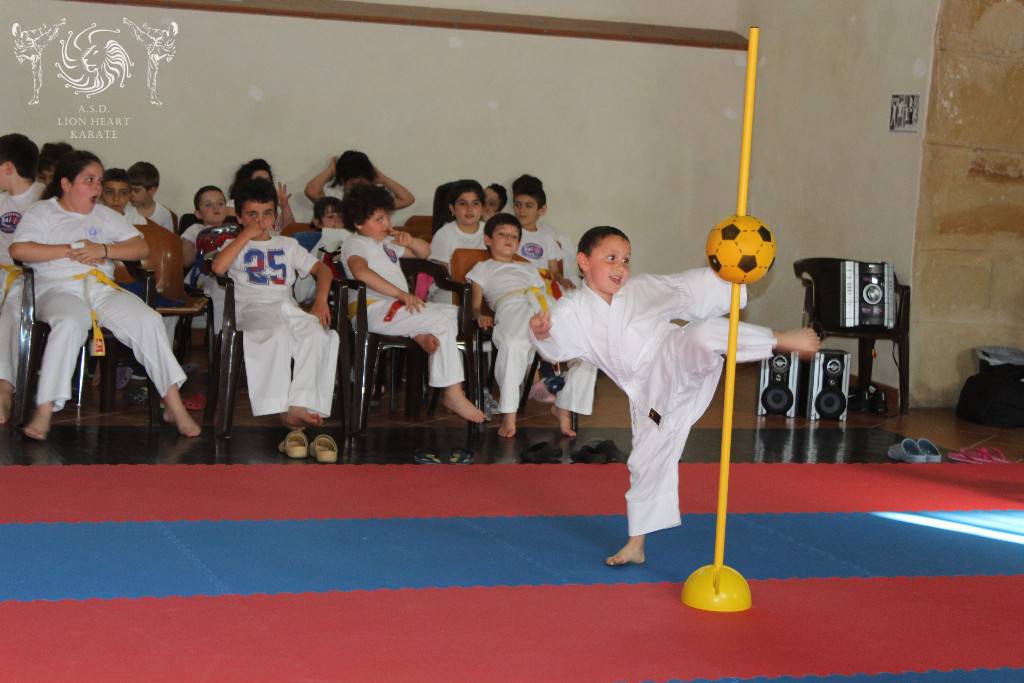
top-left (33, 281), bottom-right (187, 408)
top-left (492, 295), bottom-right (595, 415)
top-left (625, 318), bottom-right (776, 537)
top-left (237, 299), bottom-right (340, 417)
top-left (362, 300), bottom-right (463, 388)
top-left (0, 278), bottom-right (23, 388)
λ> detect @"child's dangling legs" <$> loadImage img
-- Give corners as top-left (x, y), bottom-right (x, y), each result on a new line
top-left (368, 300), bottom-right (483, 423)
top-left (491, 297), bottom-right (535, 437)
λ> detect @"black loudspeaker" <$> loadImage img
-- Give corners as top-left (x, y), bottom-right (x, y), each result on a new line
top-left (756, 351), bottom-right (799, 417)
top-left (804, 349), bottom-right (851, 421)
top-left (798, 259), bottom-right (895, 329)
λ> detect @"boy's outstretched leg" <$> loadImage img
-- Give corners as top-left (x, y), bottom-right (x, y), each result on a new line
top-left (498, 412), bottom-right (517, 438)
top-left (606, 535), bottom-right (645, 566)
top-left (441, 384), bottom-right (485, 423)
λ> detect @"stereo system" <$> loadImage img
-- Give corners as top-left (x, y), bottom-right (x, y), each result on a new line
top-left (799, 259), bottom-right (895, 329)
top-left (756, 349), bottom-right (851, 421)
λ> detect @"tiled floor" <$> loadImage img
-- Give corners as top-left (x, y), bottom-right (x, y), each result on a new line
top-left (2, 359), bottom-right (1019, 466)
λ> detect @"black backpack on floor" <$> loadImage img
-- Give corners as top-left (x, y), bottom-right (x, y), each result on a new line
top-left (956, 363), bottom-right (1024, 427)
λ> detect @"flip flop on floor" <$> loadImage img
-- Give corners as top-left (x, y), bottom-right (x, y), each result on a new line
top-left (308, 434), bottom-right (338, 463)
top-left (945, 450), bottom-right (978, 463)
top-left (966, 447), bottom-right (1009, 464)
top-left (278, 430), bottom-right (308, 459)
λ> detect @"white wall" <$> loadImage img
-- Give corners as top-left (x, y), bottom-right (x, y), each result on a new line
top-left (733, 0), bottom-right (940, 387)
top-left (2, 0), bottom-right (942, 388)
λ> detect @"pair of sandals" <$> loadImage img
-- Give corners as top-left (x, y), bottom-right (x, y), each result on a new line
top-left (278, 430), bottom-right (338, 463)
top-left (886, 437), bottom-right (942, 463)
top-left (946, 447), bottom-right (1011, 464)
top-left (413, 448), bottom-right (474, 465)
top-left (570, 439), bottom-right (624, 464)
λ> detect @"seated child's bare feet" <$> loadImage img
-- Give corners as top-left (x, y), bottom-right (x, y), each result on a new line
top-left (0, 380), bottom-right (12, 425)
top-left (22, 403), bottom-right (53, 441)
top-left (497, 413), bottom-right (517, 438)
top-left (605, 536), bottom-right (645, 566)
top-left (774, 327), bottom-right (821, 358)
top-left (552, 406), bottom-right (576, 438)
top-left (163, 408), bottom-right (202, 438)
top-left (441, 385), bottom-right (485, 423)
top-left (414, 333), bottom-right (439, 354)
top-left (283, 406), bottom-right (323, 429)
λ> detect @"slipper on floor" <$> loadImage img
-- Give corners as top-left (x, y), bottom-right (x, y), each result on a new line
top-left (278, 430), bottom-right (308, 459)
top-left (520, 442), bottom-right (562, 464)
top-left (447, 448), bottom-right (474, 465)
top-left (570, 444), bottom-right (602, 463)
top-left (414, 448), bottom-right (443, 465)
top-left (914, 438), bottom-right (942, 463)
top-left (181, 392), bottom-right (206, 411)
top-left (963, 447), bottom-right (1009, 464)
top-left (308, 434), bottom-right (338, 463)
top-left (887, 437), bottom-right (928, 463)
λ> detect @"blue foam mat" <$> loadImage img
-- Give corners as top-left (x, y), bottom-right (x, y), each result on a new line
top-left (1, 511), bottom-right (1023, 601)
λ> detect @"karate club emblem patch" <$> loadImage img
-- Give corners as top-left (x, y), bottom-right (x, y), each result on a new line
top-left (521, 242), bottom-right (544, 260)
top-left (383, 245), bottom-right (398, 263)
top-left (0, 212), bottom-right (20, 234)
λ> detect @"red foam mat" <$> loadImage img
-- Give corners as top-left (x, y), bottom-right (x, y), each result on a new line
top-left (1, 575), bottom-right (1021, 682)
top-left (0, 463), bottom-right (1022, 523)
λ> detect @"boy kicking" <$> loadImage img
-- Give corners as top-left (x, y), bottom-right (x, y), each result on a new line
top-left (530, 226), bottom-right (820, 565)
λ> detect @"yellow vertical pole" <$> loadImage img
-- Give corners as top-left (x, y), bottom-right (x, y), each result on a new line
top-left (682, 26), bottom-right (760, 612)
top-left (712, 26), bottom-right (759, 582)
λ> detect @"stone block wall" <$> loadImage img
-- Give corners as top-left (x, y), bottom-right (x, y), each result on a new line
top-left (913, 0), bottom-right (1024, 406)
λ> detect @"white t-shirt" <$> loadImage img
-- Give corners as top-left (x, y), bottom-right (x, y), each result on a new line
top-left (339, 233), bottom-right (407, 301)
top-left (323, 184), bottom-right (345, 201)
top-left (316, 228), bottom-right (351, 254)
top-left (517, 227), bottom-right (561, 270)
top-left (0, 181), bottom-right (45, 266)
top-left (14, 198), bottom-right (141, 282)
top-left (225, 234), bottom-right (317, 304)
top-left (181, 222), bottom-right (209, 244)
top-left (429, 221), bottom-right (485, 265)
top-left (125, 202), bottom-right (174, 232)
top-left (465, 258), bottom-right (545, 310)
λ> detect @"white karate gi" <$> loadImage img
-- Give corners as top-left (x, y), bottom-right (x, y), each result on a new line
top-left (14, 199), bottom-right (187, 408)
top-left (531, 267), bottom-right (777, 537)
top-left (340, 234), bottom-right (464, 388)
top-left (224, 234), bottom-right (339, 417)
top-left (0, 181), bottom-right (45, 388)
top-left (467, 258), bottom-right (595, 415)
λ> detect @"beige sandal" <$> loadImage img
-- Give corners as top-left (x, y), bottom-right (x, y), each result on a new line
top-left (309, 434), bottom-right (339, 463)
top-left (278, 430), bottom-right (309, 459)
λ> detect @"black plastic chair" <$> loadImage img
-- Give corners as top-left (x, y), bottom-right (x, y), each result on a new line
top-left (344, 259), bottom-right (475, 436)
top-left (794, 258), bottom-right (911, 414)
top-left (204, 276), bottom-right (351, 441)
top-left (11, 263), bottom-right (162, 428)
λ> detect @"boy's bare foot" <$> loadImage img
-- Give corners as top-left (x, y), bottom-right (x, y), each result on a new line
top-left (441, 386), bottom-right (485, 423)
top-left (414, 333), bottom-right (439, 354)
top-left (0, 380), bottom-right (12, 425)
top-left (23, 403), bottom-right (53, 441)
top-left (552, 406), bottom-right (576, 438)
top-left (774, 327), bottom-right (821, 358)
top-left (283, 406), bottom-right (323, 429)
top-left (605, 536), bottom-right (645, 566)
top-left (497, 413), bottom-right (517, 438)
top-left (162, 387), bottom-right (202, 437)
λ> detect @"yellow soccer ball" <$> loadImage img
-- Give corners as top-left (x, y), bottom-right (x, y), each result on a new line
top-left (705, 214), bottom-right (776, 285)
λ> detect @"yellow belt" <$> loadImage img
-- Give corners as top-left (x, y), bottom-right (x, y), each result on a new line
top-left (71, 268), bottom-right (123, 356)
top-left (493, 286), bottom-right (549, 313)
top-left (348, 298), bottom-right (378, 320)
top-left (0, 265), bottom-right (21, 308)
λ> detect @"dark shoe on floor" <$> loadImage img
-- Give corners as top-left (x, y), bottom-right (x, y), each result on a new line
top-left (594, 440), bottom-right (625, 463)
top-left (414, 448), bottom-right (443, 465)
top-left (570, 443), bottom-right (602, 463)
top-left (448, 448), bottom-right (474, 464)
top-left (521, 442), bottom-right (562, 464)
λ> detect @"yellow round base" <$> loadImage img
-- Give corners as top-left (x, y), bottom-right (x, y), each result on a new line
top-left (681, 564), bottom-right (752, 612)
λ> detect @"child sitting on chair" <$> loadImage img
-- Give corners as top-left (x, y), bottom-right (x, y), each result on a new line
top-left (529, 226), bottom-right (820, 566)
top-left (211, 179), bottom-right (339, 453)
top-left (467, 213), bottom-right (593, 438)
top-left (339, 183), bottom-right (484, 424)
